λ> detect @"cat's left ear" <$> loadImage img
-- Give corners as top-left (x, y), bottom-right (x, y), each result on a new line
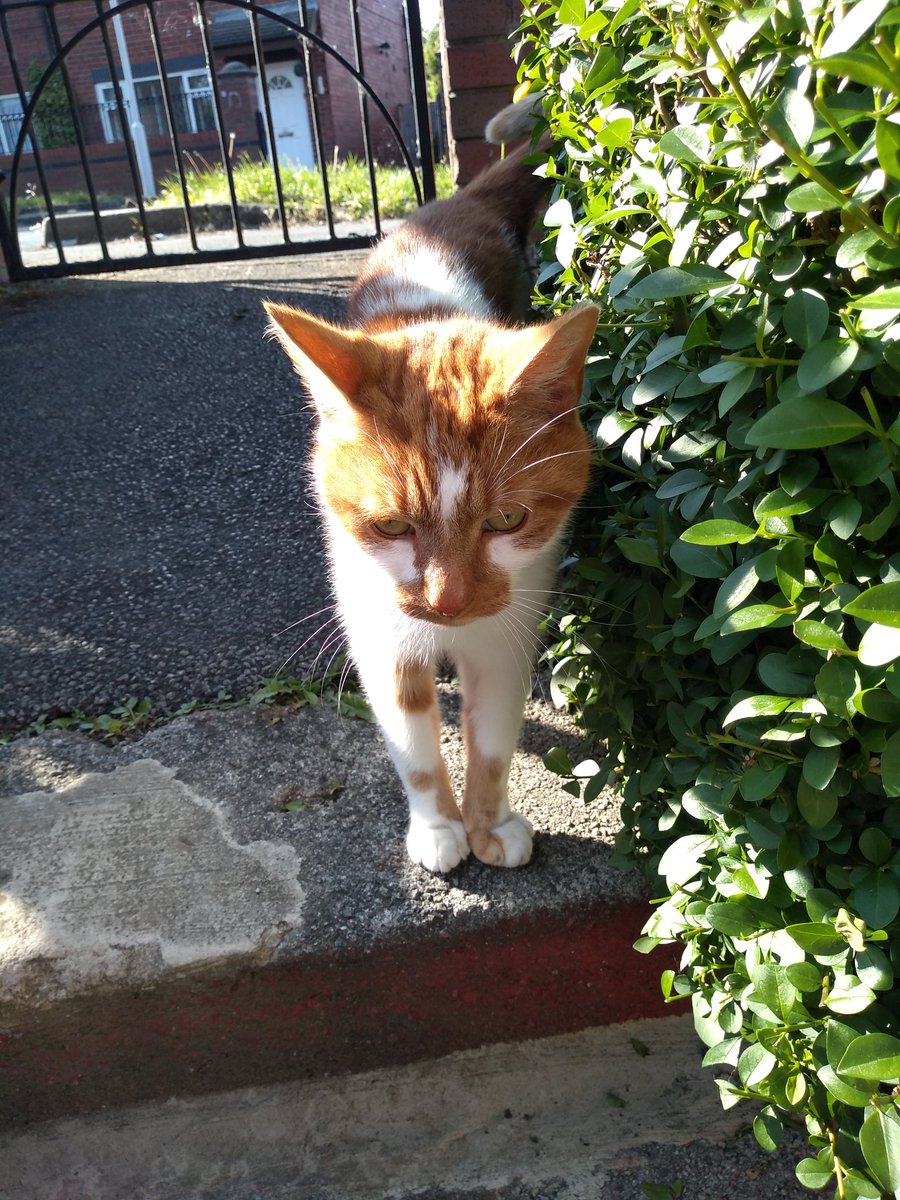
top-left (506, 304), bottom-right (600, 414)
top-left (264, 301), bottom-right (380, 411)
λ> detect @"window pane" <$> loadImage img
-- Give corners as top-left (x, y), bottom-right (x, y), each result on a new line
top-left (135, 79), bottom-right (168, 137)
top-left (0, 93), bottom-right (33, 154)
top-left (185, 72), bottom-right (214, 133)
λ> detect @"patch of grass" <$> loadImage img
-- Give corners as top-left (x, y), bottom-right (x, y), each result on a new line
top-left (3, 660), bottom-right (372, 746)
top-left (17, 189), bottom-right (126, 213)
top-left (154, 153), bottom-right (453, 223)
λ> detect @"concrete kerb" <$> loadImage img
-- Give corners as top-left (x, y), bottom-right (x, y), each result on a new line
top-left (0, 692), bottom-right (679, 1130)
top-left (40, 203), bottom-right (271, 247)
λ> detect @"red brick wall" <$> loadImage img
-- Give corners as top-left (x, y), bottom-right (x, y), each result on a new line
top-left (439, 0), bottom-right (521, 185)
top-left (316, 0), bottom-right (411, 165)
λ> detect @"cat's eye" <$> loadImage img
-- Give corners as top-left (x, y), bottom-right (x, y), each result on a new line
top-left (373, 518), bottom-right (413, 537)
top-left (484, 508), bottom-right (527, 532)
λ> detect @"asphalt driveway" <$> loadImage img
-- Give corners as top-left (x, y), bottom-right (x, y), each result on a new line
top-left (0, 250), bottom-right (370, 728)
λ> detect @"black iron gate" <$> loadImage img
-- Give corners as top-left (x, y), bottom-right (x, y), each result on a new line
top-left (0, 0), bottom-right (435, 281)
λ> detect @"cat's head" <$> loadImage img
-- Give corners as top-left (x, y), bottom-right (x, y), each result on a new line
top-left (265, 303), bottom-right (599, 625)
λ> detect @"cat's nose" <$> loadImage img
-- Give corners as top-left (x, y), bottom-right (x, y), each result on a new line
top-left (424, 569), bottom-right (467, 618)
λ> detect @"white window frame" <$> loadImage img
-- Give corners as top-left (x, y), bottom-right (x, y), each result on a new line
top-left (94, 69), bottom-right (213, 144)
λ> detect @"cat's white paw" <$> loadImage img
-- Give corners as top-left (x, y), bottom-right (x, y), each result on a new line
top-left (406, 817), bottom-right (470, 873)
top-left (490, 812), bottom-right (534, 867)
top-left (469, 812), bottom-right (534, 867)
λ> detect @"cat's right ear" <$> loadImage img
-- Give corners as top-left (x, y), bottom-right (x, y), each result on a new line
top-left (264, 302), bottom-right (380, 414)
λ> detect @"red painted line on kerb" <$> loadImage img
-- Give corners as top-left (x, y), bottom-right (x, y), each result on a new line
top-left (1, 901), bottom-right (679, 1129)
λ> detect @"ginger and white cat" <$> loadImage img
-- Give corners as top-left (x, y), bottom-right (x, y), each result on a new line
top-left (266, 101), bottom-right (598, 873)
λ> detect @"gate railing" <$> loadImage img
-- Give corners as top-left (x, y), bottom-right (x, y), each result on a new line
top-left (0, 0), bottom-right (435, 280)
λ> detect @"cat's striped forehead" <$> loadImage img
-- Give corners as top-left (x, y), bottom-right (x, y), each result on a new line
top-left (327, 326), bottom-right (517, 516)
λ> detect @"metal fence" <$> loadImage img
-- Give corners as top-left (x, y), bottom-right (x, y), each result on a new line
top-left (0, 0), bottom-right (436, 280)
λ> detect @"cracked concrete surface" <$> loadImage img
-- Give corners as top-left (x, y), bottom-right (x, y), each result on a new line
top-left (0, 758), bottom-right (305, 1003)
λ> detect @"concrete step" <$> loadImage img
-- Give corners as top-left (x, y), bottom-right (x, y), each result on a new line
top-left (1, 693), bottom-right (666, 1129)
top-left (2, 1018), bottom-right (809, 1200)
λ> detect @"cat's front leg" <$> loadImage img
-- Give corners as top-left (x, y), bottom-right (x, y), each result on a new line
top-left (455, 630), bottom-right (535, 868)
top-left (361, 656), bottom-right (469, 873)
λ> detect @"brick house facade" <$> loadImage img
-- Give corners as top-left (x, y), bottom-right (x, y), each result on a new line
top-left (0, 0), bottom-right (413, 201)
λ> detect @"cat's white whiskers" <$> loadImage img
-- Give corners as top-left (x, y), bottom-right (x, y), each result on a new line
top-left (492, 610), bottom-right (534, 700)
top-left (321, 633), bottom-right (350, 692)
top-left (303, 625), bottom-right (348, 690)
top-left (335, 653), bottom-right (356, 719)
top-left (502, 447), bottom-right (595, 481)
top-left (501, 487), bottom-right (609, 511)
top-left (277, 602), bottom-right (338, 636)
top-left (486, 419), bottom-right (512, 486)
top-left (281, 615), bottom-right (344, 680)
top-left (513, 587), bottom-right (638, 624)
top-left (502, 606), bottom-right (548, 703)
top-left (506, 597), bottom-right (554, 623)
top-left (493, 404), bottom-right (580, 483)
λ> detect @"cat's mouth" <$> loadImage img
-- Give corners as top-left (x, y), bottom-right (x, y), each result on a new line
top-left (401, 600), bottom-right (505, 627)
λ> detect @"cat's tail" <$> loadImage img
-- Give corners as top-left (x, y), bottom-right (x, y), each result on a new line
top-left (484, 91), bottom-right (546, 145)
top-left (451, 92), bottom-right (549, 246)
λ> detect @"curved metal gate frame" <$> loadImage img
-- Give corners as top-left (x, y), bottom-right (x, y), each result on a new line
top-left (0, 0), bottom-right (436, 280)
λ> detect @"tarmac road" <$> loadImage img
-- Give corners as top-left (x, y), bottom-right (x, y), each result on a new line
top-left (0, 250), bottom-right (371, 728)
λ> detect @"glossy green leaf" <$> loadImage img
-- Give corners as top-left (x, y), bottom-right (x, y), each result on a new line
top-left (840, 1034), bottom-right (900, 1080)
top-left (785, 922), bottom-right (846, 955)
top-left (882, 730), bottom-right (900, 797)
top-left (845, 583), bottom-right (900, 628)
top-left (724, 694), bottom-right (792, 724)
top-left (681, 520), bottom-right (756, 546)
top-left (775, 541), bottom-right (805, 602)
top-left (797, 339), bottom-right (860, 392)
top-left (797, 778), bottom-right (838, 828)
top-left (856, 946), bottom-right (894, 990)
top-left (817, 1063), bottom-right (876, 1106)
top-left (747, 398), bottom-right (870, 448)
top-left (782, 289), bottom-right (829, 349)
top-left (820, 0), bottom-right (892, 54)
top-left (851, 285), bottom-right (900, 309)
top-left (753, 1107), bottom-right (783, 1152)
top-left (707, 901), bottom-right (760, 936)
top-left (795, 1155), bottom-right (833, 1190)
top-left (857, 623), bottom-right (900, 666)
top-left (763, 87), bottom-right (815, 154)
top-left (543, 746), bottom-right (573, 775)
top-left (721, 605), bottom-right (789, 635)
top-left (795, 620), bottom-right (849, 651)
top-left (670, 538), bottom-right (727, 579)
top-left (628, 265), bottom-right (733, 299)
top-left (877, 117), bottom-right (900, 180)
top-left (826, 974), bottom-right (878, 1014)
top-left (852, 870), bottom-right (900, 928)
top-left (816, 50), bottom-right (900, 91)
top-left (785, 181), bottom-right (844, 213)
top-left (658, 125), bottom-right (710, 164)
top-left (860, 1106), bottom-right (900, 1195)
top-left (816, 656), bottom-right (859, 711)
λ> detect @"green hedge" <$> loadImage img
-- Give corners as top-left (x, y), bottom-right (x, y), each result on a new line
top-left (517, 0), bottom-right (900, 1195)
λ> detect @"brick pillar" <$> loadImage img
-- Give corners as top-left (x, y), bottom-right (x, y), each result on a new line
top-left (439, 0), bottom-right (521, 186)
top-left (215, 62), bottom-right (263, 161)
